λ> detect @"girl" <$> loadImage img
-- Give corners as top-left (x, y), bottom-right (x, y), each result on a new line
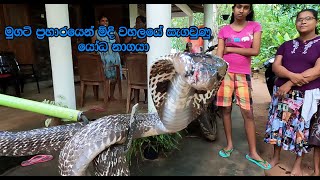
top-left (216, 4), bottom-right (271, 170)
top-left (264, 9), bottom-right (320, 176)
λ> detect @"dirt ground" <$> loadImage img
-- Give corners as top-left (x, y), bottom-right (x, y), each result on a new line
top-left (0, 72), bottom-right (316, 176)
top-left (250, 73), bottom-right (314, 176)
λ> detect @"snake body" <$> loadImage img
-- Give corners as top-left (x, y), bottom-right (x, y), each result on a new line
top-left (0, 53), bottom-right (228, 176)
top-left (0, 123), bottom-right (85, 156)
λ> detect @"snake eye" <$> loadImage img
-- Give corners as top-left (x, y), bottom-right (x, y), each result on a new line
top-left (185, 70), bottom-right (194, 77)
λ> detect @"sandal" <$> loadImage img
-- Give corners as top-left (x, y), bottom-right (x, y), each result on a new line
top-left (90, 106), bottom-right (106, 112)
top-left (21, 155), bottom-right (54, 167)
top-left (245, 154), bottom-right (271, 170)
top-left (218, 148), bottom-right (234, 158)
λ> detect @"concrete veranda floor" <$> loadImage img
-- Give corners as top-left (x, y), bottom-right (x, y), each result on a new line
top-left (0, 74), bottom-right (315, 176)
top-left (1, 105), bottom-right (265, 176)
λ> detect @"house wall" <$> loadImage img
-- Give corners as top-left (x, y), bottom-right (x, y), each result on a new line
top-left (0, 4), bottom-right (129, 81)
top-left (0, 4), bottom-right (35, 66)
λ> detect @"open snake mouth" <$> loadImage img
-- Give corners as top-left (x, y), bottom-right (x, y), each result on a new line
top-left (174, 53), bottom-right (227, 91)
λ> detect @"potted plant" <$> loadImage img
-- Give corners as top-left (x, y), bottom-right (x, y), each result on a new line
top-left (127, 132), bottom-right (182, 163)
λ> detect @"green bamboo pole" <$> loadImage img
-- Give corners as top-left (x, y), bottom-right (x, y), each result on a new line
top-left (0, 94), bottom-right (82, 121)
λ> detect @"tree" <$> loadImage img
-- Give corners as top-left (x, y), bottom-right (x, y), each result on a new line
top-left (170, 4), bottom-right (320, 69)
top-left (171, 13), bottom-right (204, 52)
top-left (252, 4), bottom-right (319, 68)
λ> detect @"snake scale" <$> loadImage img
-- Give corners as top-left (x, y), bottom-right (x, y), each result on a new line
top-left (0, 52), bottom-right (228, 176)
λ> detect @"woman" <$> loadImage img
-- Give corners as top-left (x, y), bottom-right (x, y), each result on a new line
top-left (124, 15), bottom-right (147, 44)
top-left (92, 15), bottom-right (122, 101)
top-left (310, 108), bottom-right (320, 176)
top-left (216, 4), bottom-right (271, 170)
top-left (184, 42), bottom-right (193, 53)
top-left (264, 9), bottom-right (320, 176)
top-left (124, 15), bottom-right (148, 104)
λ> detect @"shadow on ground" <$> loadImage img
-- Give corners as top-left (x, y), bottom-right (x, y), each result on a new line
top-left (1, 105), bottom-right (265, 176)
top-left (0, 74), bottom-right (314, 176)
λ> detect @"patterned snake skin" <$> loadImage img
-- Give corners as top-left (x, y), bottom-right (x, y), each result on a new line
top-left (0, 53), bottom-right (228, 176)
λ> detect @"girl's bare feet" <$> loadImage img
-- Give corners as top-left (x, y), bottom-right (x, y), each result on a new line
top-left (290, 167), bottom-right (303, 176)
top-left (269, 158), bottom-right (280, 168)
top-left (290, 172), bottom-right (303, 176)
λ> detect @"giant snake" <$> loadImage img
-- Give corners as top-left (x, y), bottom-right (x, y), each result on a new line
top-left (0, 52), bottom-right (228, 176)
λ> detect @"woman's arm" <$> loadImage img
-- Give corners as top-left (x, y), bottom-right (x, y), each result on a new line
top-left (272, 54), bottom-right (294, 79)
top-left (272, 54), bottom-right (313, 86)
top-left (272, 54), bottom-right (308, 85)
top-left (276, 80), bottom-right (294, 97)
top-left (300, 57), bottom-right (320, 83)
top-left (216, 38), bottom-right (225, 58)
top-left (224, 31), bottom-right (262, 56)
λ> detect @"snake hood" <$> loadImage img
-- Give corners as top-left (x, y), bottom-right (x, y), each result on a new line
top-left (150, 52), bottom-right (228, 119)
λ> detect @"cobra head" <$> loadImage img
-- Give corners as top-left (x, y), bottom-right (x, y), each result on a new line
top-left (172, 53), bottom-right (228, 91)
